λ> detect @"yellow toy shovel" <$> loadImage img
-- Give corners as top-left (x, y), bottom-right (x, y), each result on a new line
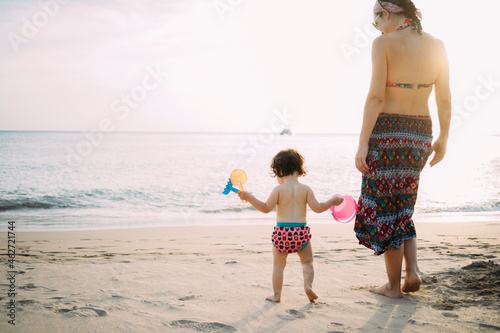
top-left (230, 169), bottom-right (248, 203)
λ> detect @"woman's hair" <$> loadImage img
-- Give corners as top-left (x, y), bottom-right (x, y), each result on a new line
top-left (383, 0), bottom-right (422, 34)
top-left (270, 149), bottom-right (306, 178)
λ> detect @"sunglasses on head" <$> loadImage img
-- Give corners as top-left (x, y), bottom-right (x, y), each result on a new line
top-left (372, 12), bottom-right (382, 29)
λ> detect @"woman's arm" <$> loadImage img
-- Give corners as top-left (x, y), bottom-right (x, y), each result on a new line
top-left (355, 37), bottom-right (388, 173)
top-left (237, 187), bottom-right (279, 213)
top-left (429, 40), bottom-right (452, 167)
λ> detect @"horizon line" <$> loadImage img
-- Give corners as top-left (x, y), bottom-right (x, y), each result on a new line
top-left (1, 130), bottom-right (499, 137)
top-left (0, 129), bottom-right (361, 136)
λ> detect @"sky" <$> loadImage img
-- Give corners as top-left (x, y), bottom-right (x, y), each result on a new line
top-left (1, 0), bottom-right (499, 135)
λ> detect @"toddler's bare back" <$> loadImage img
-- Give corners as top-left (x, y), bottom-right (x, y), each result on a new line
top-left (275, 181), bottom-right (309, 223)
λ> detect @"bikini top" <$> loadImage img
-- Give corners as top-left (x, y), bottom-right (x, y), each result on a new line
top-left (386, 19), bottom-right (433, 90)
top-left (386, 82), bottom-right (434, 89)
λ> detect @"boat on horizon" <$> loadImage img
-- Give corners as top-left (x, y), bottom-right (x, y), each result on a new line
top-left (280, 128), bottom-right (292, 136)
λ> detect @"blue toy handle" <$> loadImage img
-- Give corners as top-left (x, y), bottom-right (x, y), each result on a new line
top-left (222, 178), bottom-right (251, 204)
top-left (222, 179), bottom-right (240, 195)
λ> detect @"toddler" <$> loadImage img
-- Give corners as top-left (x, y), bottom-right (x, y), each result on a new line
top-left (237, 149), bottom-right (343, 302)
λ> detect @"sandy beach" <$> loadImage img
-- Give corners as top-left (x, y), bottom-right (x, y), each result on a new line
top-left (1, 221), bottom-right (499, 332)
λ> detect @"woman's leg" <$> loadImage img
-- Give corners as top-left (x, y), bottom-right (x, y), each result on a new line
top-left (402, 237), bottom-right (422, 292)
top-left (266, 246), bottom-right (287, 303)
top-left (297, 242), bottom-right (318, 302)
top-left (370, 245), bottom-right (404, 298)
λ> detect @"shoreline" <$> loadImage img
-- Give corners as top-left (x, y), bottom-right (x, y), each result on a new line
top-left (3, 212), bottom-right (500, 232)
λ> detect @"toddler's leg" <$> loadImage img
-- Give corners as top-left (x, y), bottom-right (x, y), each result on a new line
top-left (297, 243), bottom-right (318, 302)
top-left (402, 237), bottom-right (421, 292)
top-left (266, 246), bottom-right (287, 303)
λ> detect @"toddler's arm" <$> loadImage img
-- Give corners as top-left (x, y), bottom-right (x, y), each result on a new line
top-left (306, 187), bottom-right (343, 213)
top-left (237, 187), bottom-right (279, 214)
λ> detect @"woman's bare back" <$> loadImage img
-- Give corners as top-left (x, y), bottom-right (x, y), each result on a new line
top-left (382, 29), bottom-right (447, 115)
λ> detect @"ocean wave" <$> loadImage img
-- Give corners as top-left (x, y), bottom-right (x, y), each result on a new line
top-left (2, 190), bottom-right (499, 217)
top-left (0, 188), bottom-right (207, 212)
top-left (203, 202), bottom-right (500, 215)
top-left (200, 206), bottom-right (258, 214)
top-left (420, 200), bottom-right (500, 214)
top-left (0, 196), bottom-right (86, 212)
top-left (0, 189), bottom-right (152, 212)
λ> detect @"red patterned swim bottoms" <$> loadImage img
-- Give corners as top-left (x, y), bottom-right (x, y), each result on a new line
top-left (272, 225), bottom-right (311, 254)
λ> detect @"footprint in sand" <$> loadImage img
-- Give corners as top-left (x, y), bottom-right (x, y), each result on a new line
top-left (21, 283), bottom-right (36, 289)
top-left (422, 260), bottom-right (500, 310)
top-left (57, 307), bottom-right (108, 317)
top-left (478, 323), bottom-right (500, 331)
top-left (328, 321), bottom-right (348, 332)
top-left (110, 295), bottom-right (128, 300)
top-left (20, 283), bottom-right (56, 292)
top-left (178, 295), bottom-right (195, 301)
top-left (286, 309), bottom-right (305, 318)
top-left (168, 320), bottom-right (236, 332)
top-left (277, 309), bottom-right (306, 320)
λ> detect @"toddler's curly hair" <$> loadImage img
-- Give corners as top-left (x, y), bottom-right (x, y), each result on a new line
top-left (270, 149), bottom-right (306, 178)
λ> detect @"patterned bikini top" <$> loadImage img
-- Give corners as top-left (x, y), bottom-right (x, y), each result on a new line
top-left (386, 82), bottom-right (434, 89)
top-left (386, 19), bottom-right (433, 89)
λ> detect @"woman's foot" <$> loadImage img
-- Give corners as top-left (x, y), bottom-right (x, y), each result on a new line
top-left (266, 294), bottom-right (281, 303)
top-left (402, 274), bottom-right (421, 293)
top-left (370, 283), bottom-right (403, 299)
top-left (305, 287), bottom-right (318, 302)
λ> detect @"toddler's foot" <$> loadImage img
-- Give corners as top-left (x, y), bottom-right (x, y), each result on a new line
top-left (402, 274), bottom-right (421, 293)
top-left (266, 294), bottom-right (281, 303)
top-left (370, 283), bottom-right (403, 299)
top-left (305, 287), bottom-right (318, 303)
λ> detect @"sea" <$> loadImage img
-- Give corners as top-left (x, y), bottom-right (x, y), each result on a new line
top-left (1, 131), bottom-right (499, 231)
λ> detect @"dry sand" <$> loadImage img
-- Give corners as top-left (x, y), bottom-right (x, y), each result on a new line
top-left (1, 221), bottom-right (499, 332)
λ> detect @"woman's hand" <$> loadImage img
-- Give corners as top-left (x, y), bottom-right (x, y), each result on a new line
top-left (429, 136), bottom-right (448, 167)
top-left (355, 144), bottom-right (370, 173)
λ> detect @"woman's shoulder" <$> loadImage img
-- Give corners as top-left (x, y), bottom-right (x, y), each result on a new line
top-left (422, 32), bottom-right (444, 44)
top-left (421, 32), bottom-right (447, 53)
top-left (373, 33), bottom-right (391, 44)
top-left (374, 31), bottom-right (446, 51)
top-left (371, 34), bottom-right (391, 53)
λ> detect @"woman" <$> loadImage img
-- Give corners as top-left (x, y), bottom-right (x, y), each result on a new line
top-left (354, 0), bottom-right (452, 299)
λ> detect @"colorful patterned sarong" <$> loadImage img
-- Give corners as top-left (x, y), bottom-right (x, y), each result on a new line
top-left (355, 113), bottom-right (432, 255)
